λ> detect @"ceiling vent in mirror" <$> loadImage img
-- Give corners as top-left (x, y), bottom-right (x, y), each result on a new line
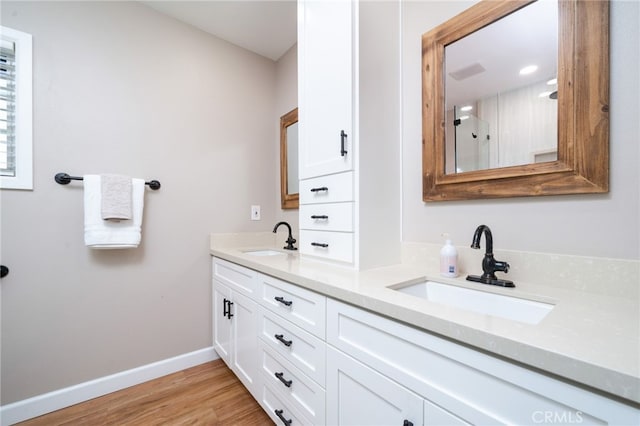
top-left (448, 62), bottom-right (486, 81)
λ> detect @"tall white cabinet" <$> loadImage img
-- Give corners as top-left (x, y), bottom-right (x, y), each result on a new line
top-left (297, 0), bottom-right (402, 269)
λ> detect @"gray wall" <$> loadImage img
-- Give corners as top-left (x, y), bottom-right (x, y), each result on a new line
top-left (0, 1), bottom-right (280, 404)
top-left (401, 0), bottom-right (640, 260)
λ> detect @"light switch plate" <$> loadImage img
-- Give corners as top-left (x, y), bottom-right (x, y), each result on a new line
top-left (251, 205), bottom-right (261, 221)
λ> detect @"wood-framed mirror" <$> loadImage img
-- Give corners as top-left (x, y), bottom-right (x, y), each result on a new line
top-left (422, 0), bottom-right (609, 201)
top-left (280, 107), bottom-right (299, 209)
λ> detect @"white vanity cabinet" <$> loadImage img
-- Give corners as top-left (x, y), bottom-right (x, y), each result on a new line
top-left (212, 258), bottom-right (639, 425)
top-left (211, 258), bottom-right (260, 397)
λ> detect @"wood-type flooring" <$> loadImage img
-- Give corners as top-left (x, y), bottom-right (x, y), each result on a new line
top-left (17, 359), bottom-right (274, 426)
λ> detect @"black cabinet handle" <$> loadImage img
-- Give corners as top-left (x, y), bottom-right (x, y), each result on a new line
top-left (310, 186), bottom-right (328, 193)
top-left (0, 265), bottom-right (8, 278)
top-left (275, 371), bottom-right (293, 388)
top-left (223, 298), bottom-right (234, 319)
top-left (340, 130), bottom-right (348, 156)
top-left (311, 242), bottom-right (329, 248)
top-left (310, 215), bottom-right (329, 220)
top-left (403, 421), bottom-right (414, 426)
top-left (274, 296), bottom-right (293, 307)
top-left (274, 333), bottom-right (293, 347)
top-left (275, 409), bottom-right (292, 426)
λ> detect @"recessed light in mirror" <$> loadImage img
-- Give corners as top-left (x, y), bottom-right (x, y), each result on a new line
top-left (547, 78), bottom-right (557, 85)
top-left (460, 105), bottom-right (473, 112)
top-left (459, 115), bottom-right (470, 121)
top-left (519, 65), bottom-right (538, 75)
top-left (538, 91), bottom-right (553, 98)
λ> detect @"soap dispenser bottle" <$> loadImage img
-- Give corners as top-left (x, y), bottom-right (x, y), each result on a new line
top-left (440, 234), bottom-right (458, 278)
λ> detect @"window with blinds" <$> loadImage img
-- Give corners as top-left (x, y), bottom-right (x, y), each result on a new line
top-left (0, 38), bottom-right (16, 176)
top-left (0, 26), bottom-right (32, 190)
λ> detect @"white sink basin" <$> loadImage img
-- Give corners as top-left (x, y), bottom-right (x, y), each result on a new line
top-left (394, 280), bottom-right (553, 325)
top-left (242, 249), bottom-right (284, 257)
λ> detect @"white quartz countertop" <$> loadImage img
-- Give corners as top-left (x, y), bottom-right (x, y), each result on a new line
top-left (210, 241), bottom-right (640, 406)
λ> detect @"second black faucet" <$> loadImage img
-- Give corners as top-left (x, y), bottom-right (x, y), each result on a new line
top-left (273, 221), bottom-right (297, 251)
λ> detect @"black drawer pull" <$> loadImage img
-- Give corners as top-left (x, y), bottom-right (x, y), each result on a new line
top-left (310, 186), bottom-right (328, 192)
top-left (340, 130), bottom-right (348, 156)
top-left (275, 409), bottom-right (292, 426)
top-left (311, 242), bottom-right (329, 248)
top-left (274, 333), bottom-right (293, 347)
top-left (223, 298), bottom-right (234, 319)
top-left (274, 296), bottom-right (293, 307)
top-left (403, 421), bottom-right (414, 426)
top-left (275, 371), bottom-right (293, 388)
top-left (310, 215), bottom-right (329, 220)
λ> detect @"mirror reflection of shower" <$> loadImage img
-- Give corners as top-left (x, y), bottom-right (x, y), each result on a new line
top-left (449, 79), bottom-right (558, 174)
top-left (454, 105), bottom-right (490, 173)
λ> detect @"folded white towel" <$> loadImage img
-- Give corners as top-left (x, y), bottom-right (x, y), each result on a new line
top-left (84, 175), bottom-right (145, 249)
top-left (101, 174), bottom-right (133, 220)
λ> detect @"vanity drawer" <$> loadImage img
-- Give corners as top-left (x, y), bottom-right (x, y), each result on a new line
top-left (300, 202), bottom-right (354, 232)
top-left (259, 340), bottom-right (325, 425)
top-left (299, 171), bottom-right (354, 204)
top-left (299, 230), bottom-right (354, 264)
top-left (259, 273), bottom-right (326, 339)
top-left (259, 307), bottom-right (326, 386)
top-left (258, 379), bottom-right (312, 426)
top-left (212, 257), bottom-right (257, 299)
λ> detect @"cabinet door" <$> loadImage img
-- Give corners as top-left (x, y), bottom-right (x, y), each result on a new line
top-left (213, 282), bottom-right (232, 366)
top-left (298, 0), bottom-right (354, 179)
top-left (424, 399), bottom-right (470, 426)
top-left (327, 346), bottom-right (423, 426)
top-left (231, 291), bottom-right (260, 396)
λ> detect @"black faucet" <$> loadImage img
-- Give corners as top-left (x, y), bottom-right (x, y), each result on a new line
top-left (273, 221), bottom-right (297, 251)
top-left (466, 225), bottom-right (514, 287)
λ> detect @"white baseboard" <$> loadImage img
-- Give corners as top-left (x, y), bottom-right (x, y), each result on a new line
top-left (0, 347), bottom-right (219, 426)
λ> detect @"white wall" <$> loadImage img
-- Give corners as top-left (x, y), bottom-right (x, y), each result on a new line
top-left (402, 0), bottom-right (640, 260)
top-left (0, 1), bottom-right (279, 404)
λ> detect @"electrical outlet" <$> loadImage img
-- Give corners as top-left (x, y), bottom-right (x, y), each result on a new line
top-left (251, 205), bottom-right (261, 221)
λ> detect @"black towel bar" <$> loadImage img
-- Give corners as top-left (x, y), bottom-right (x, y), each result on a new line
top-left (55, 173), bottom-right (161, 190)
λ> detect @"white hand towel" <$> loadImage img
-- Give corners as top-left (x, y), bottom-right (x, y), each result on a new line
top-left (84, 175), bottom-right (145, 249)
top-left (101, 174), bottom-right (133, 220)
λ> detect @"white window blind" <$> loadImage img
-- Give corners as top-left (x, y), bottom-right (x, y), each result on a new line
top-left (0, 38), bottom-right (16, 176)
top-left (0, 26), bottom-right (32, 190)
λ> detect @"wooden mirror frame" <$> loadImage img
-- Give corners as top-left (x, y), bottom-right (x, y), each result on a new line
top-left (422, 0), bottom-right (609, 201)
top-left (280, 107), bottom-right (299, 209)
